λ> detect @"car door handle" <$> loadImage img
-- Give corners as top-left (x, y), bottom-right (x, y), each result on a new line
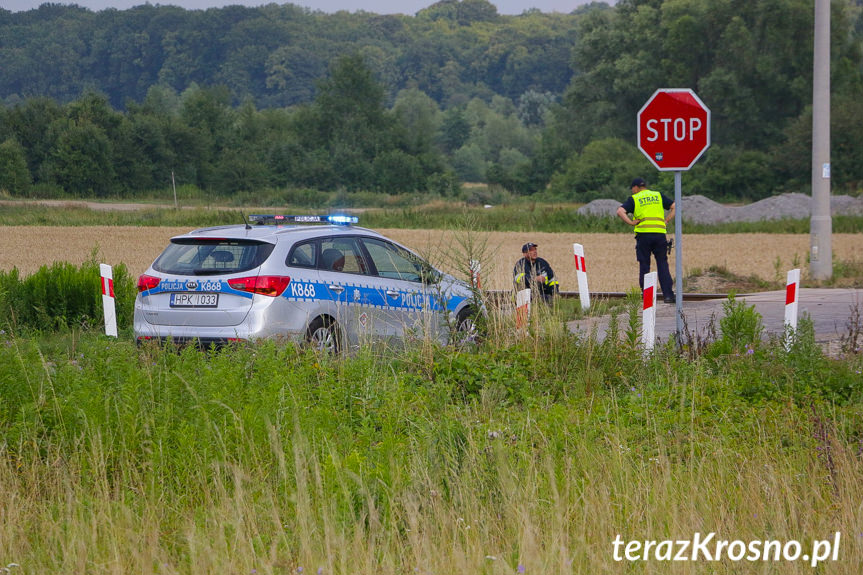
top-left (328, 285), bottom-right (345, 294)
top-left (386, 290), bottom-right (400, 298)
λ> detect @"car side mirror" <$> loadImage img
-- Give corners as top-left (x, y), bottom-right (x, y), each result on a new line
top-left (421, 265), bottom-right (441, 285)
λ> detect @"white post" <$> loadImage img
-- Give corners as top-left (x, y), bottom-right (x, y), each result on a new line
top-left (642, 272), bottom-right (657, 354)
top-left (572, 243), bottom-right (590, 310)
top-left (469, 259), bottom-right (481, 290)
top-left (99, 264), bottom-right (118, 337)
top-left (172, 170), bottom-right (178, 209)
top-left (515, 288), bottom-right (531, 330)
top-left (784, 268), bottom-right (800, 348)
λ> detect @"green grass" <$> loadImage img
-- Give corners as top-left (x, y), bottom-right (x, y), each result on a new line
top-left (1, 297), bottom-right (863, 573)
top-left (3, 201), bottom-right (863, 233)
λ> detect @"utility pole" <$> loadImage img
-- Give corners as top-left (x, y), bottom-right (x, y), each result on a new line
top-left (171, 170), bottom-right (178, 209)
top-left (810, 0), bottom-right (832, 280)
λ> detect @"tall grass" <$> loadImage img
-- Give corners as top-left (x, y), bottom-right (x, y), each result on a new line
top-left (3, 202), bottom-right (863, 234)
top-left (1, 300), bottom-right (862, 573)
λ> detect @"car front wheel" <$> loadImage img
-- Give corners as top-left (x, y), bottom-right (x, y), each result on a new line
top-left (454, 307), bottom-right (483, 347)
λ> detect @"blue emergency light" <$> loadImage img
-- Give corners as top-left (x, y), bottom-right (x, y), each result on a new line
top-left (326, 215), bottom-right (359, 225)
top-left (248, 214), bottom-right (358, 226)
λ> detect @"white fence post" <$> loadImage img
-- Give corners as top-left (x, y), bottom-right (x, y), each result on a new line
top-left (99, 263), bottom-right (118, 337)
top-left (572, 243), bottom-right (590, 310)
top-left (642, 272), bottom-right (657, 354)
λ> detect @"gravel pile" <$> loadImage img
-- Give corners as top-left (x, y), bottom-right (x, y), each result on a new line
top-left (578, 192), bottom-right (863, 224)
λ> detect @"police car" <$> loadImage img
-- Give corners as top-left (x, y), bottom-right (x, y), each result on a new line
top-left (133, 215), bottom-right (480, 352)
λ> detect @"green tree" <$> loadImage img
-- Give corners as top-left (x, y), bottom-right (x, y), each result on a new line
top-left (301, 54), bottom-right (400, 191)
top-left (178, 84), bottom-right (233, 190)
top-left (438, 107), bottom-right (471, 153)
top-left (0, 138), bottom-right (32, 196)
top-left (548, 137), bottom-right (651, 201)
top-left (0, 98), bottom-right (64, 181)
top-left (45, 118), bottom-right (115, 197)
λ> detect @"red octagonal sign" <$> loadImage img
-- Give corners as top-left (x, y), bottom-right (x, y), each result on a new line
top-left (638, 89), bottom-right (710, 171)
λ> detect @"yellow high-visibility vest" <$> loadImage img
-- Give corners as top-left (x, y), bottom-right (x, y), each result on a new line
top-left (632, 189), bottom-right (667, 234)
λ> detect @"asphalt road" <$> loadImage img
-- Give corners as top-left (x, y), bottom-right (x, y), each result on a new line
top-left (568, 288), bottom-right (863, 354)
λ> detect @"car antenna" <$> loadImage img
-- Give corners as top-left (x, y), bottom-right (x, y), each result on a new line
top-left (241, 213), bottom-right (252, 230)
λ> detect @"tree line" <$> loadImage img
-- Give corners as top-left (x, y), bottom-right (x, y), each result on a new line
top-left (0, 0), bottom-right (861, 202)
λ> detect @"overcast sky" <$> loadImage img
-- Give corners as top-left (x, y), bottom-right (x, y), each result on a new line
top-left (3, 0), bottom-right (597, 16)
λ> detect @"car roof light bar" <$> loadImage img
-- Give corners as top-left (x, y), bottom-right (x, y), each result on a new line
top-left (248, 214), bottom-right (359, 226)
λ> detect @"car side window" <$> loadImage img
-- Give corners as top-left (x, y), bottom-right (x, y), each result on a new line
top-left (361, 238), bottom-right (425, 283)
top-left (318, 237), bottom-right (368, 275)
top-left (287, 241), bottom-right (317, 269)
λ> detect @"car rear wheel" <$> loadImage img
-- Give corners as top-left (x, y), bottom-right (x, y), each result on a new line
top-left (306, 316), bottom-right (341, 355)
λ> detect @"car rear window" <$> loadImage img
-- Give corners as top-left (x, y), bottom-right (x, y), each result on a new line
top-left (153, 239), bottom-right (275, 275)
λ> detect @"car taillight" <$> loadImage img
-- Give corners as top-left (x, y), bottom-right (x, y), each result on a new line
top-left (228, 276), bottom-right (291, 297)
top-left (137, 274), bottom-right (161, 292)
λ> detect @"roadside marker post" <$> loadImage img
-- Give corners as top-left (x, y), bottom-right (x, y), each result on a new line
top-left (100, 263), bottom-right (118, 337)
top-left (784, 268), bottom-right (801, 348)
top-left (642, 272), bottom-right (658, 354)
top-left (515, 288), bottom-right (531, 330)
top-left (572, 243), bottom-right (590, 310)
top-left (469, 259), bottom-right (482, 289)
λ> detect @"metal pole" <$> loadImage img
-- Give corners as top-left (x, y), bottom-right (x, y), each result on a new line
top-left (810, 0), bottom-right (832, 280)
top-left (172, 170), bottom-right (178, 209)
top-left (674, 170), bottom-right (683, 337)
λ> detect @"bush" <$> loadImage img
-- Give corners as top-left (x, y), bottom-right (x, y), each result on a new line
top-left (708, 294), bottom-right (764, 356)
top-left (0, 257), bottom-right (135, 331)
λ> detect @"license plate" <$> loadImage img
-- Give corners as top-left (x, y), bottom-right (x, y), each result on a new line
top-left (170, 293), bottom-right (219, 308)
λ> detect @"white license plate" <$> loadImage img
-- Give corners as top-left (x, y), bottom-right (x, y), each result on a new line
top-left (170, 293), bottom-right (219, 308)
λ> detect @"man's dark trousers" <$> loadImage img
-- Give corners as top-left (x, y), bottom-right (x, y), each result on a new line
top-left (635, 233), bottom-right (675, 299)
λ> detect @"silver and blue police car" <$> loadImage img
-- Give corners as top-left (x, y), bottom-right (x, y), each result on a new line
top-left (133, 215), bottom-right (480, 352)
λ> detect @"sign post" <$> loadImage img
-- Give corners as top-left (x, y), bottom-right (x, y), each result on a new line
top-left (637, 88), bottom-right (710, 341)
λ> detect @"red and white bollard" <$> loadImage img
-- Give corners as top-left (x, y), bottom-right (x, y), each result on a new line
top-left (469, 259), bottom-right (482, 290)
top-left (572, 243), bottom-right (590, 310)
top-left (515, 288), bottom-right (531, 330)
top-left (784, 268), bottom-right (800, 347)
top-left (100, 263), bottom-right (118, 337)
top-left (642, 271), bottom-right (657, 354)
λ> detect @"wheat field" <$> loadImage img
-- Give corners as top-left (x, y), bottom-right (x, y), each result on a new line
top-left (2, 226), bottom-right (861, 292)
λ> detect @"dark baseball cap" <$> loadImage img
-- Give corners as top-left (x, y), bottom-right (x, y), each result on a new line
top-left (631, 177), bottom-right (647, 187)
top-left (522, 242), bottom-right (538, 252)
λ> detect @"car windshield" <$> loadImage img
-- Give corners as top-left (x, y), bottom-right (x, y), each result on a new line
top-left (153, 239), bottom-right (275, 275)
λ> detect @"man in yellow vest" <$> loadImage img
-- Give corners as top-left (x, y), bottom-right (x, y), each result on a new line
top-left (616, 178), bottom-right (676, 303)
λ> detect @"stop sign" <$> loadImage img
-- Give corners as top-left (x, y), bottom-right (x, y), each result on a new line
top-left (638, 89), bottom-right (710, 171)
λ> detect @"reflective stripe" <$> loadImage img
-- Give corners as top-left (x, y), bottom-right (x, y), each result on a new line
top-left (143, 278), bottom-right (253, 299)
top-left (282, 280), bottom-right (466, 312)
